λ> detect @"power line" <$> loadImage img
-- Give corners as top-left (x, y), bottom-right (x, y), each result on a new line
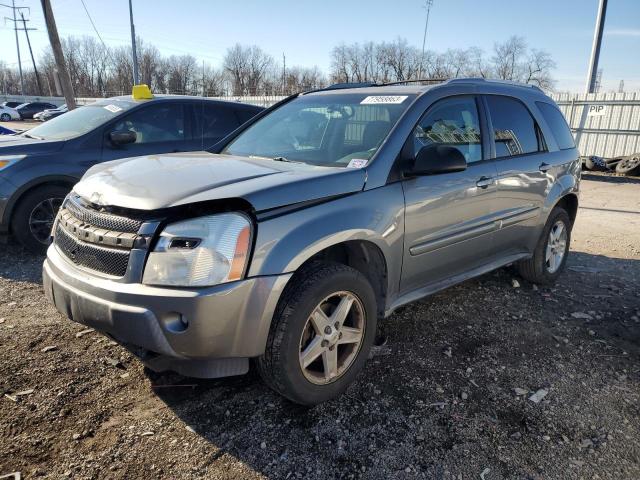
top-left (1, 0), bottom-right (29, 96)
top-left (79, 0), bottom-right (108, 52)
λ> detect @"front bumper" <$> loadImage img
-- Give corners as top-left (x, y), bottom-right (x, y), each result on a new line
top-left (43, 245), bottom-right (292, 377)
top-left (0, 175), bottom-right (18, 235)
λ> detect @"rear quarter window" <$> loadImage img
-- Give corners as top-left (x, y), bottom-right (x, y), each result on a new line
top-left (536, 102), bottom-right (575, 150)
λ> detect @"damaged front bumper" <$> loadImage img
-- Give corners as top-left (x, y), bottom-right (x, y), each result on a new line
top-left (43, 244), bottom-right (291, 378)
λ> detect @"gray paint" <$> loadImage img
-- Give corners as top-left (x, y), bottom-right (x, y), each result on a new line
top-left (44, 78), bottom-right (580, 375)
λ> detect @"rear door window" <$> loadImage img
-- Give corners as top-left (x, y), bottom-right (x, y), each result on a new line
top-left (201, 103), bottom-right (241, 147)
top-left (236, 107), bottom-right (260, 124)
top-left (536, 102), bottom-right (575, 150)
top-left (485, 95), bottom-right (543, 158)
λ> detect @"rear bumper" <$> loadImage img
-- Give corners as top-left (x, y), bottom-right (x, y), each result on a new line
top-left (43, 245), bottom-right (292, 377)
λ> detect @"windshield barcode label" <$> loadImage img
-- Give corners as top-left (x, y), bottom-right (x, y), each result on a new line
top-left (361, 96), bottom-right (408, 105)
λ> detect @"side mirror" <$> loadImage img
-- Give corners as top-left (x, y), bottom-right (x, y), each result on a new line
top-left (109, 130), bottom-right (137, 146)
top-left (410, 144), bottom-right (467, 176)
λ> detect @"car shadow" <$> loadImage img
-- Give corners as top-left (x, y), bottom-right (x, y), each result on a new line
top-left (582, 172), bottom-right (640, 185)
top-left (147, 250), bottom-right (640, 478)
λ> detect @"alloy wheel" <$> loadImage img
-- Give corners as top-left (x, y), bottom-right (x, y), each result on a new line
top-left (28, 197), bottom-right (63, 245)
top-left (545, 220), bottom-right (568, 273)
top-left (299, 291), bottom-right (366, 385)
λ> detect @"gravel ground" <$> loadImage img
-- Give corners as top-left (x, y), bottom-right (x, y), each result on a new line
top-left (1, 174), bottom-right (639, 479)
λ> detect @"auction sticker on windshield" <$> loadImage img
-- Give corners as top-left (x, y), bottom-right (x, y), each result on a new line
top-left (361, 96), bottom-right (408, 105)
top-left (103, 104), bottom-right (123, 113)
top-left (347, 158), bottom-right (368, 168)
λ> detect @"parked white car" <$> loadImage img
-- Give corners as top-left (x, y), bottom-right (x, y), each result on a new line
top-left (0, 105), bottom-right (20, 122)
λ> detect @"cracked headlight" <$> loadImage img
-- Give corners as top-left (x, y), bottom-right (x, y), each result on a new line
top-left (142, 213), bottom-right (252, 287)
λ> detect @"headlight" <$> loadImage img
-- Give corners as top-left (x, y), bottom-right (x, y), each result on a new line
top-left (0, 155), bottom-right (26, 172)
top-left (142, 213), bottom-right (252, 287)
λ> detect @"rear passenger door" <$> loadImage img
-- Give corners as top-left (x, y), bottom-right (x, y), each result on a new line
top-left (400, 95), bottom-right (499, 295)
top-left (483, 95), bottom-right (551, 258)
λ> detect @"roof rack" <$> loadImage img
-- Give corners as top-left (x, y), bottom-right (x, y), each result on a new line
top-left (324, 81), bottom-right (378, 91)
top-left (378, 78), bottom-right (448, 86)
top-left (306, 78), bottom-right (446, 94)
top-left (446, 77), bottom-right (543, 92)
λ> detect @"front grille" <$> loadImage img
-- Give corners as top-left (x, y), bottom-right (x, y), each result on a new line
top-left (53, 195), bottom-right (146, 277)
top-left (55, 223), bottom-right (130, 276)
top-left (65, 195), bottom-right (143, 233)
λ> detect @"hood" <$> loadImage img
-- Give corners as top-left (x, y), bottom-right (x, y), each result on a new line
top-left (0, 135), bottom-right (65, 153)
top-left (74, 152), bottom-right (367, 212)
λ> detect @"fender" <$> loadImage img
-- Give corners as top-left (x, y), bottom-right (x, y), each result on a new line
top-left (542, 157), bottom-right (581, 222)
top-left (248, 183), bottom-right (406, 307)
top-left (1, 174), bottom-right (78, 231)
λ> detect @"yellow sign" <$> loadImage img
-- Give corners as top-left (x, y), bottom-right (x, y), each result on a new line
top-left (132, 84), bottom-right (153, 100)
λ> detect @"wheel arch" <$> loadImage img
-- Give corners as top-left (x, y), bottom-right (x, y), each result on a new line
top-left (290, 240), bottom-right (389, 318)
top-left (6, 175), bottom-right (76, 233)
top-left (553, 192), bottom-right (579, 226)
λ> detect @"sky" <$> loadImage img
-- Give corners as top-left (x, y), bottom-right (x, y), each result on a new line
top-left (0, 0), bottom-right (639, 92)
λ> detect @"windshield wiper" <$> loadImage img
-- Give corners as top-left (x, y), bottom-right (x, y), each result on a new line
top-left (272, 156), bottom-right (302, 164)
top-left (22, 133), bottom-right (43, 140)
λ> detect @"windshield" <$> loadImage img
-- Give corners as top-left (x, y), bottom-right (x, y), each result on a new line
top-left (222, 93), bottom-right (416, 167)
top-left (25, 102), bottom-right (132, 141)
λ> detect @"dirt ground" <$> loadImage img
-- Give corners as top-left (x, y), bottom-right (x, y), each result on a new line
top-left (1, 173), bottom-right (639, 480)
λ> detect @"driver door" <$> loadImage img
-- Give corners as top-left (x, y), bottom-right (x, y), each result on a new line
top-left (400, 95), bottom-right (499, 295)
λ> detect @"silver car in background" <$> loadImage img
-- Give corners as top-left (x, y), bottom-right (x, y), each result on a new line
top-left (43, 78), bottom-right (580, 405)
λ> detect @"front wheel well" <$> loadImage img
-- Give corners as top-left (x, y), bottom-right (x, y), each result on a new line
top-left (296, 241), bottom-right (388, 318)
top-left (9, 180), bottom-right (74, 233)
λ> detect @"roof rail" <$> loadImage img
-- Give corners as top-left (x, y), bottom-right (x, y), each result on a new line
top-left (378, 78), bottom-right (448, 86)
top-left (325, 81), bottom-right (378, 90)
top-left (446, 77), bottom-right (544, 92)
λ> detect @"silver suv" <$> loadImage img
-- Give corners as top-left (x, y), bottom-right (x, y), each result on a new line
top-left (43, 79), bottom-right (580, 405)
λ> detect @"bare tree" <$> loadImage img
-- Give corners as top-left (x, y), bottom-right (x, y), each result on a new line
top-left (524, 49), bottom-right (556, 90)
top-left (223, 44), bottom-right (274, 95)
top-left (492, 36), bottom-right (527, 81)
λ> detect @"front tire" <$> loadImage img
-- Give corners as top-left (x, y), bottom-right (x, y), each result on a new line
top-left (0, 113), bottom-right (10, 122)
top-left (257, 262), bottom-right (377, 405)
top-left (517, 207), bottom-right (572, 285)
top-left (12, 185), bottom-right (68, 253)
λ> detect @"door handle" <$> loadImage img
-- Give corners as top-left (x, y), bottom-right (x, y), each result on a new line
top-left (476, 176), bottom-right (494, 189)
top-left (539, 162), bottom-right (552, 172)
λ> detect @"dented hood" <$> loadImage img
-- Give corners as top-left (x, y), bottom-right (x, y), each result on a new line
top-left (73, 151), bottom-right (367, 211)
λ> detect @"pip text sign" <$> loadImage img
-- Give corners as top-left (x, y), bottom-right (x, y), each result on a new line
top-left (587, 104), bottom-right (607, 117)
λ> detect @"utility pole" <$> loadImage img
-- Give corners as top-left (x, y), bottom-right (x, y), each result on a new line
top-left (41, 0), bottom-right (76, 109)
top-left (618, 79), bottom-right (624, 93)
top-left (1, 0), bottom-right (29, 97)
top-left (129, 0), bottom-right (139, 85)
top-left (282, 53), bottom-right (286, 95)
top-left (201, 60), bottom-right (205, 97)
top-left (585, 0), bottom-right (607, 94)
top-left (418, 0), bottom-right (434, 80)
top-left (19, 11), bottom-right (43, 95)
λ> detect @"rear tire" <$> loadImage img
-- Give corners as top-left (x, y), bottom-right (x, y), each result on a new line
top-left (12, 185), bottom-right (69, 254)
top-left (257, 262), bottom-right (377, 405)
top-left (517, 207), bottom-right (571, 285)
